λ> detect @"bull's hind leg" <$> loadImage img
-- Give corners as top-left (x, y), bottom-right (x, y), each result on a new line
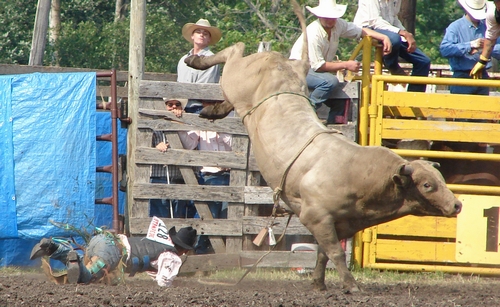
top-left (302, 214), bottom-right (360, 293)
top-left (184, 42), bottom-right (246, 70)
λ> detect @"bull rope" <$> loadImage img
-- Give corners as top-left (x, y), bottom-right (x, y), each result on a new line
top-left (241, 91), bottom-right (314, 124)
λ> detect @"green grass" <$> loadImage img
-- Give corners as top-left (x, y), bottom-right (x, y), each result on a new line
top-left (196, 267), bottom-right (494, 286)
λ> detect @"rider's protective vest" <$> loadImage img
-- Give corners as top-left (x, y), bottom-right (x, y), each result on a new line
top-left (126, 237), bottom-right (177, 276)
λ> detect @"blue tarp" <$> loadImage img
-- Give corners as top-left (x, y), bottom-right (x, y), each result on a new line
top-left (0, 72), bottom-right (127, 267)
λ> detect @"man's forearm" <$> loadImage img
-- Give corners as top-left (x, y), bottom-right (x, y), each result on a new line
top-left (482, 38), bottom-right (496, 59)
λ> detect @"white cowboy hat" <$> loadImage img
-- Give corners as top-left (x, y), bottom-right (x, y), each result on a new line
top-left (163, 97), bottom-right (188, 109)
top-left (306, 0), bottom-right (347, 19)
top-left (458, 0), bottom-right (487, 20)
top-left (182, 19), bottom-right (222, 46)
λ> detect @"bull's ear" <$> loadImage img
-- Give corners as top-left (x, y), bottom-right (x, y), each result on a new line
top-left (393, 163), bottom-right (413, 188)
top-left (426, 161), bottom-right (440, 168)
top-left (392, 174), bottom-right (411, 188)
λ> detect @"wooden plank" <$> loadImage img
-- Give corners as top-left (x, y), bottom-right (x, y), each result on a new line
top-left (179, 251), bottom-right (334, 273)
top-left (97, 85), bottom-right (128, 98)
top-left (129, 218), bottom-right (242, 236)
top-left (163, 131), bottom-right (226, 251)
top-left (374, 239), bottom-right (456, 263)
top-left (127, 0), bottom-right (148, 226)
top-left (376, 216), bottom-right (457, 238)
top-left (140, 80), bottom-right (359, 100)
top-left (137, 111), bottom-right (248, 135)
top-left (226, 136), bottom-right (248, 253)
top-left (140, 80), bottom-right (224, 100)
top-left (135, 147), bottom-right (247, 169)
top-left (330, 81), bottom-right (360, 99)
top-left (180, 254), bottom-right (240, 272)
top-left (381, 118), bottom-right (499, 143)
top-left (132, 183), bottom-right (243, 202)
top-left (242, 216), bottom-right (311, 236)
top-left (244, 186), bottom-right (274, 204)
top-left (0, 64), bottom-right (175, 82)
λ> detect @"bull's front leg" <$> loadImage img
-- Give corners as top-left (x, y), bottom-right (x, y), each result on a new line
top-left (199, 100), bottom-right (234, 119)
top-left (302, 214), bottom-right (360, 293)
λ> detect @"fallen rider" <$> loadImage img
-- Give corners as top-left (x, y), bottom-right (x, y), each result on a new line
top-left (30, 222), bottom-right (197, 286)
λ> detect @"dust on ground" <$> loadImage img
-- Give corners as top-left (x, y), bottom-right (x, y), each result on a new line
top-left (1, 271), bottom-right (499, 307)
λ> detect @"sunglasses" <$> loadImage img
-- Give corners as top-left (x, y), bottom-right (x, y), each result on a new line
top-left (166, 102), bottom-right (182, 107)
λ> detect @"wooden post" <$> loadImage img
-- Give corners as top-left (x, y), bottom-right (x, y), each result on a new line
top-left (29, 0), bottom-right (51, 66)
top-left (126, 0), bottom-right (146, 234)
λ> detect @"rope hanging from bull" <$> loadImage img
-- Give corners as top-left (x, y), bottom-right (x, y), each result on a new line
top-left (241, 91), bottom-right (314, 123)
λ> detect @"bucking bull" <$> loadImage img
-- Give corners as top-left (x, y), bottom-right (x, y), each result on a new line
top-left (185, 0), bottom-right (462, 293)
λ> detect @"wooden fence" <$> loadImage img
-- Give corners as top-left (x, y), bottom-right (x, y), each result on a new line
top-left (126, 79), bottom-right (360, 270)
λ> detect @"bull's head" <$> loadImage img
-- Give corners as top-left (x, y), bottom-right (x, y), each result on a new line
top-left (393, 160), bottom-right (462, 217)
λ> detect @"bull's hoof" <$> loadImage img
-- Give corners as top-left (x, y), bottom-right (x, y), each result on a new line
top-left (342, 283), bottom-right (361, 294)
top-left (184, 55), bottom-right (209, 70)
top-left (311, 280), bottom-right (327, 291)
top-left (199, 102), bottom-right (234, 120)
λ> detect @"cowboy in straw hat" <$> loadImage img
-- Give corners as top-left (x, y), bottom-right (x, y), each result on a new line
top-left (289, 0), bottom-right (391, 124)
top-left (470, 0), bottom-right (500, 78)
top-left (354, 0), bottom-right (431, 92)
top-left (441, 0), bottom-right (500, 93)
top-left (182, 19), bottom-right (222, 46)
top-left (177, 18), bottom-right (222, 114)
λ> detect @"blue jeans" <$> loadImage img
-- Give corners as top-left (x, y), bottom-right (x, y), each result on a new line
top-left (194, 171), bottom-right (230, 254)
top-left (305, 69), bottom-right (345, 122)
top-left (374, 29), bottom-right (431, 92)
top-left (306, 69), bottom-right (340, 108)
top-left (184, 105), bottom-right (203, 114)
top-left (149, 177), bottom-right (196, 218)
top-left (450, 70), bottom-right (489, 95)
top-left (50, 234), bottom-right (121, 283)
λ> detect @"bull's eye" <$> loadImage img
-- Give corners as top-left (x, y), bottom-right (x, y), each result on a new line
top-left (423, 182), bottom-right (431, 189)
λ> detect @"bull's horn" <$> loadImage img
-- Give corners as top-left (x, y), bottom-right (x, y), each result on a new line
top-left (398, 164), bottom-right (413, 176)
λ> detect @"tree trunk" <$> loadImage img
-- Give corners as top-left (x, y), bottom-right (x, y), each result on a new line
top-left (29, 0), bottom-right (51, 66)
top-left (49, 0), bottom-right (60, 66)
top-left (115, 0), bottom-right (125, 22)
top-left (398, 0), bottom-right (416, 34)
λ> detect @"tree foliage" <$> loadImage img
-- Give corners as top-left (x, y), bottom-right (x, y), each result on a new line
top-left (0, 0), bottom-right (467, 71)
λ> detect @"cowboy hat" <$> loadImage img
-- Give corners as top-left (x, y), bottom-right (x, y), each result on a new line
top-left (162, 97), bottom-right (188, 109)
top-left (182, 19), bottom-right (222, 46)
top-left (459, 0), bottom-right (487, 20)
top-left (306, 0), bottom-right (347, 19)
top-left (169, 226), bottom-right (197, 250)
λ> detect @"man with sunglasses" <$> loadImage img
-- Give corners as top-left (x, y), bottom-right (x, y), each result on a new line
top-left (150, 98), bottom-right (198, 218)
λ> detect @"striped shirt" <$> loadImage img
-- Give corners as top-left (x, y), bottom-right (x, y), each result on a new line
top-left (151, 131), bottom-right (183, 182)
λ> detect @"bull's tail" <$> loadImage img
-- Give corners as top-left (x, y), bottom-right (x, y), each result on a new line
top-left (292, 0), bottom-right (309, 72)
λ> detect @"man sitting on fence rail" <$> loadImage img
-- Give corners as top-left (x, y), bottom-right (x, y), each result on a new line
top-left (354, 0), bottom-right (431, 92)
top-left (289, 0), bottom-right (391, 124)
top-left (440, 0), bottom-right (500, 95)
top-left (30, 220), bottom-right (196, 287)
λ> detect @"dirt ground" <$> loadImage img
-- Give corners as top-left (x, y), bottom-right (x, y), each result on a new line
top-left (1, 270), bottom-right (500, 307)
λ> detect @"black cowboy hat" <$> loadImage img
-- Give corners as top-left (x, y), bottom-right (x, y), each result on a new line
top-left (169, 226), bottom-right (197, 250)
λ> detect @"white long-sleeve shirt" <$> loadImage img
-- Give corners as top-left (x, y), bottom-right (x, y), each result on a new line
top-left (353, 0), bottom-right (405, 34)
top-left (289, 19), bottom-right (362, 71)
